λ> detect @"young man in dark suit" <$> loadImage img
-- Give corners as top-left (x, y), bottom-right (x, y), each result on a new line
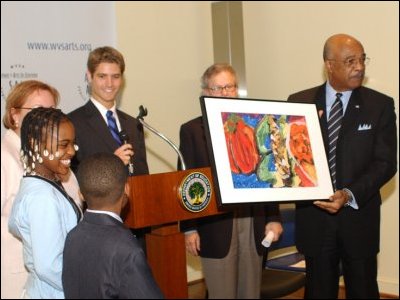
top-left (68, 46), bottom-right (149, 246)
top-left (62, 153), bottom-right (163, 299)
top-left (288, 34), bottom-right (397, 299)
top-left (68, 46), bottom-right (148, 176)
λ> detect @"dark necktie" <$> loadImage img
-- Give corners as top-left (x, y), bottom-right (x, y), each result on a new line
top-left (327, 93), bottom-right (343, 190)
top-left (106, 110), bottom-right (122, 145)
top-left (328, 93), bottom-right (343, 190)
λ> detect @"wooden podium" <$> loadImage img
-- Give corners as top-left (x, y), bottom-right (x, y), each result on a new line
top-left (124, 167), bottom-right (222, 298)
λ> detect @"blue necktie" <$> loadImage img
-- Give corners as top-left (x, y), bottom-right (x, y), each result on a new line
top-left (106, 110), bottom-right (122, 145)
top-left (327, 93), bottom-right (343, 190)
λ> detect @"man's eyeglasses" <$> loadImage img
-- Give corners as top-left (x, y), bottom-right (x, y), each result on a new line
top-left (328, 55), bottom-right (370, 68)
top-left (208, 84), bottom-right (237, 93)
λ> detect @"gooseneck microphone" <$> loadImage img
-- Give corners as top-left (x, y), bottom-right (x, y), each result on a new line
top-left (118, 130), bottom-right (135, 176)
top-left (136, 105), bottom-right (186, 170)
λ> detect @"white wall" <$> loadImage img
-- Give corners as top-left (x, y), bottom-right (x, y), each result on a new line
top-left (243, 1), bottom-right (399, 294)
top-left (1, 2), bottom-right (116, 136)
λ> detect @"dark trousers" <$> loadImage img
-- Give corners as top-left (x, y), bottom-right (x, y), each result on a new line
top-left (304, 217), bottom-right (379, 299)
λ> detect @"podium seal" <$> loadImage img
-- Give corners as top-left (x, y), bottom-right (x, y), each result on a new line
top-left (178, 172), bottom-right (212, 212)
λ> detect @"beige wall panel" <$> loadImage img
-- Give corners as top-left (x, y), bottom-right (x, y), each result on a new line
top-left (116, 2), bottom-right (213, 174)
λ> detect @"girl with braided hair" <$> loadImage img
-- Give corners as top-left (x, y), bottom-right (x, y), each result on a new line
top-left (1, 80), bottom-right (80, 299)
top-left (8, 107), bottom-right (82, 299)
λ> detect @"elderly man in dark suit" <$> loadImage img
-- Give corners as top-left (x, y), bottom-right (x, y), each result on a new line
top-left (179, 63), bottom-right (283, 299)
top-left (62, 153), bottom-right (163, 299)
top-left (288, 34), bottom-right (397, 299)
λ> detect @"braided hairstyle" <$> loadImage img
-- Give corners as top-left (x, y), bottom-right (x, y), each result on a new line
top-left (20, 107), bottom-right (72, 175)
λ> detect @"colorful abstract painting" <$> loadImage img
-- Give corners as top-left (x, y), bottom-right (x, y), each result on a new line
top-left (222, 112), bottom-right (317, 189)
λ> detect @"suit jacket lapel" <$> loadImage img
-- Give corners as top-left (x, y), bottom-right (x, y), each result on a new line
top-left (84, 101), bottom-right (121, 150)
top-left (340, 88), bottom-right (362, 138)
top-left (314, 84), bottom-right (329, 154)
top-left (117, 110), bottom-right (137, 146)
top-left (117, 110), bottom-right (129, 135)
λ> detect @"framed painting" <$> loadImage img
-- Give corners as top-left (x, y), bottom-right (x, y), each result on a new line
top-left (200, 96), bottom-right (334, 205)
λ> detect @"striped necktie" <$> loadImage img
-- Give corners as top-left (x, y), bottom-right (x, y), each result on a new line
top-left (327, 93), bottom-right (343, 190)
top-left (106, 110), bottom-right (122, 145)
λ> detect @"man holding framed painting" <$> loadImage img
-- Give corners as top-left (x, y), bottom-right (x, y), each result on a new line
top-left (288, 33), bottom-right (397, 299)
top-left (179, 63), bottom-right (283, 299)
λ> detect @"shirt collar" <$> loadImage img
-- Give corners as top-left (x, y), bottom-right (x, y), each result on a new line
top-left (90, 97), bottom-right (121, 130)
top-left (326, 81), bottom-right (352, 113)
top-left (90, 97), bottom-right (117, 114)
top-left (86, 209), bottom-right (123, 223)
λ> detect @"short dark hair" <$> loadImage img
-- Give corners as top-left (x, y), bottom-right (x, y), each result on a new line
top-left (77, 153), bottom-right (127, 208)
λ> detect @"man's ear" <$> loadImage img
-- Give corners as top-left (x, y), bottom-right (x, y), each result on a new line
top-left (124, 182), bottom-right (130, 197)
top-left (122, 182), bottom-right (130, 208)
top-left (86, 70), bottom-right (93, 84)
top-left (325, 60), bottom-right (333, 75)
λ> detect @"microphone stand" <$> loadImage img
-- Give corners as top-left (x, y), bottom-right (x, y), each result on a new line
top-left (137, 105), bottom-right (186, 171)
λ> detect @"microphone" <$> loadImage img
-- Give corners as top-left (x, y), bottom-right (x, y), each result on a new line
top-left (118, 130), bottom-right (135, 176)
top-left (136, 105), bottom-right (186, 170)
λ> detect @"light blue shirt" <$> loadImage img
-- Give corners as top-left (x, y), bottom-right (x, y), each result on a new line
top-left (8, 177), bottom-right (78, 299)
top-left (325, 82), bottom-right (352, 121)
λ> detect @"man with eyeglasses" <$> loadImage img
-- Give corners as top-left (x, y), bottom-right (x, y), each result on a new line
top-left (288, 34), bottom-right (397, 298)
top-left (178, 63), bottom-right (282, 299)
